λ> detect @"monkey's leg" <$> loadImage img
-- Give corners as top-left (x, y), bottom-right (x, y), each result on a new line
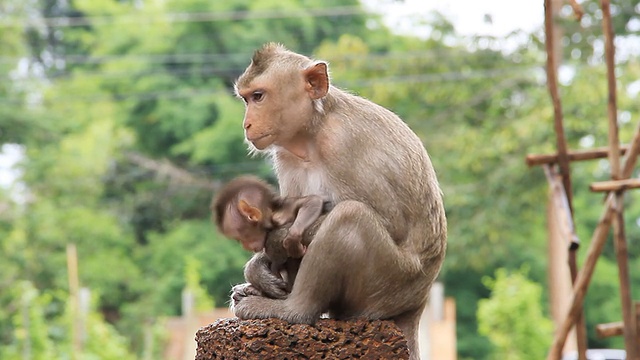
top-left (392, 307), bottom-right (426, 360)
top-left (232, 201), bottom-right (429, 359)
top-left (242, 252), bottom-right (289, 299)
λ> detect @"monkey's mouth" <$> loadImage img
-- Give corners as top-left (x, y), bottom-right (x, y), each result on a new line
top-left (247, 133), bottom-right (271, 142)
top-left (246, 134), bottom-right (274, 149)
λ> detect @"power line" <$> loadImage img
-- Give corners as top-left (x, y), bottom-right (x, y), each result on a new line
top-left (0, 6), bottom-right (368, 28)
top-left (0, 50), bottom-right (524, 83)
top-left (2, 59), bottom-right (512, 83)
top-left (0, 48), bottom-right (487, 65)
top-left (0, 66), bottom-right (539, 104)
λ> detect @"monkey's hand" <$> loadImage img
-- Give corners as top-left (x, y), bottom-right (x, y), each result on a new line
top-left (230, 283), bottom-right (263, 310)
top-left (283, 232), bottom-right (306, 258)
top-left (244, 253), bottom-right (289, 299)
top-left (272, 211), bottom-right (291, 226)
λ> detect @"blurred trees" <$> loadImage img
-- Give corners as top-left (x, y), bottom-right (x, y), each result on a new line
top-left (477, 267), bottom-right (554, 360)
top-left (1, 0), bottom-right (639, 358)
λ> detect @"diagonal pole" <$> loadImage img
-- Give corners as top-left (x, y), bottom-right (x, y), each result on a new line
top-left (547, 123), bottom-right (640, 360)
top-left (601, 0), bottom-right (638, 358)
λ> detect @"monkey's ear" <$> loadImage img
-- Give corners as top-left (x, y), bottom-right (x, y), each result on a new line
top-left (238, 199), bottom-right (263, 222)
top-left (303, 62), bottom-right (329, 100)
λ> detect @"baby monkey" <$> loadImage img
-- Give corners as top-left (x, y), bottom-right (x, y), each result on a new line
top-left (211, 175), bottom-right (331, 263)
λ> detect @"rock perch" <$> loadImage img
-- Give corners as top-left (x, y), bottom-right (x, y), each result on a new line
top-left (195, 317), bottom-right (409, 359)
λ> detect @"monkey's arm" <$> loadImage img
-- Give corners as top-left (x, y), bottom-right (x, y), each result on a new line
top-left (274, 195), bottom-right (325, 258)
top-left (287, 196), bottom-right (324, 235)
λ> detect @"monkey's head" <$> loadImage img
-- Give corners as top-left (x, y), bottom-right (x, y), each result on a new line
top-left (215, 198), bottom-right (273, 253)
top-left (234, 43), bottom-right (329, 152)
top-left (211, 176), bottom-right (276, 252)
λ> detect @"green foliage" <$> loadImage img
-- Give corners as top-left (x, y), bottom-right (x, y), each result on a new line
top-left (2, 0), bottom-right (640, 358)
top-left (75, 292), bottom-right (138, 360)
top-left (184, 256), bottom-right (216, 312)
top-left (477, 267), bottom-right (554, 360)
top-left (0, 281), bottom-right (136, 360)
top-left (0, 281), bottom-right (57, 360)
top-left (139, 220), bottom-right (248, 316)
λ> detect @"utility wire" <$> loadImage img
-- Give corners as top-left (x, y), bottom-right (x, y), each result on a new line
top-left (0, 6), bottom-right (368, 28)
top-left (0, 48), bottom-right (495, 65)
top-left (1, 57), bottom-right (513, 82)
top-left (0, 66), bottom-right (538, 104)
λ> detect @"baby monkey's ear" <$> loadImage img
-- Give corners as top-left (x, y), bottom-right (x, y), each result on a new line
top-left (237, 199), bottom-right (263, 222)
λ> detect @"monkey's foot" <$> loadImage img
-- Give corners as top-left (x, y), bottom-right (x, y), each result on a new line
top-left (232, 295), bottom-right (262, 320)
top-left (231, 295), bottom-right (288, 321)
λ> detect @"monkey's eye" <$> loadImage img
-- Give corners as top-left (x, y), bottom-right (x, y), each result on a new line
top-left (251, 91), bottom-right (264, 103)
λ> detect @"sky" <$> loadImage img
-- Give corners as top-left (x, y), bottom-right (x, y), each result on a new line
top-left (363, 0), bottom-right (544, 37)
top-left (0, 0), bottom-right (546, 191)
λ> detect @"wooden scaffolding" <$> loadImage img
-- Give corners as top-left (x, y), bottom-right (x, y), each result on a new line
top-left (525, 1), bottom-right (640, 360)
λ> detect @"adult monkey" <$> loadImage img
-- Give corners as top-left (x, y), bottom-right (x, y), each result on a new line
top-left (231, 43), bottom-right (447, 360)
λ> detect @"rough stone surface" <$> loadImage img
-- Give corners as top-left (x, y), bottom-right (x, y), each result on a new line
top-left (195, 317), bottom-right (409, 360)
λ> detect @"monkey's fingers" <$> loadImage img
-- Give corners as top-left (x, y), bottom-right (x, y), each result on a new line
top-left (230, 283), bottom-right (263, 308)
top-left (283, 234), bottom-right (305, 258)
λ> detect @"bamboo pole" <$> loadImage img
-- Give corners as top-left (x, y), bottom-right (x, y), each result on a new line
top-left (623, 124), bottom-right (640, 178)
top-left (544, 165), bottom-right (580, 248)
top-left (543, 0), bottom-right (587, 357)
top-left (546, 123), bottom-right (640, 360)
top-left (590, 178), bottom-right (640, 192)
top-left (601, 0), bottom-right (637, 357)
top-left (544, 0), bottom-right (574, 215)
top-left (636, 302), bottom-right (640, 358)
top-left (596, 322), bottom-right (624, 338)
top-left (526, 146), bottom-right (629, 167)
top-left (544, 165), bottom-right (585, 353)
top-left (567, 0), bottom-right (584, 21)
top-left (610, 195), bottom-right (637, 360)
top-left (603, 2), bottom-right (621, 181)
top-left (547, 195), bottom-right (615, 360)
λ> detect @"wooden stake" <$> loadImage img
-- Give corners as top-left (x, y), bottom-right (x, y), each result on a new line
top-left (603, 2), bottom-right (621, 180)
top-left (544, 165), bottom-right (587, 354)
top-left (66, 244), bottom-right (81, 360)
top-left (544, 0), bottom-right (574, 215)
top-left (636, 302), bottom-right (640, 358)
top-left (547, 194), bottom-right (615, 360)
top-left (595, 322), bottom-right (623, 338)
top-left (526, 146), bottom-right (629, 167)
top-left (544, 165), bottom-right (580, 248)
top-left (601, 0), bottom-right (637, 357)
top-left (590, 178), bottom-right (640, 192)
top-left (611, 195), bottom-right (637, 360)
top-left (547, 124), bottom-right (640, 360)
top-left (567, 0), bottom-right (584, 21)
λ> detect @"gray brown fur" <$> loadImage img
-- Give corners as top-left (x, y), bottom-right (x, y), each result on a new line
top-left (211, 176), bottom-right (327, 294)
top-left (231, 43), bottom-right (447, 360)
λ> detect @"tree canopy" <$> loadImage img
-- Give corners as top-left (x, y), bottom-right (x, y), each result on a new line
top-left (1, 0), bottom-right (639, 358)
